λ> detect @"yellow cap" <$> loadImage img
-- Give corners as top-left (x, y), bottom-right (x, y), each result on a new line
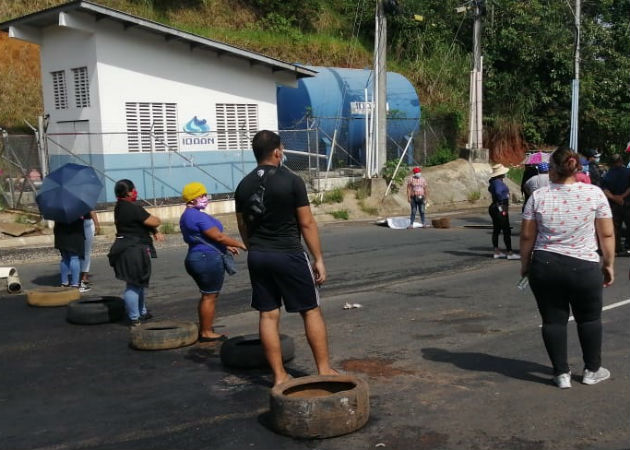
top-left (182, 182), bottom-right (207, 202)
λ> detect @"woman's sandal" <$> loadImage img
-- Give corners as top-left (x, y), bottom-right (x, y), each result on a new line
top-left (198, 334), bottom-right (228, 343)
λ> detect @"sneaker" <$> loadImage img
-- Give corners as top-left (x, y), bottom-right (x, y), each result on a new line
top-left (60, 284), bottom-right (69, 288)
top-left (553, 372), bottom-right (572, 389)
top-left (582, 367), bottom-right (610, 385)
top-left (140, 312), bottom-right (153, 322)
top-left (79, 281), bottom-right (91, 293)
top-left (493, 253), bottom-right (506, 259)
top-left (507, 253), bottom-right (521, 260)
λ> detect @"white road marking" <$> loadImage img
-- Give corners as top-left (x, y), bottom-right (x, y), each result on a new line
top-left (538, 298), bottom-right (630, 327)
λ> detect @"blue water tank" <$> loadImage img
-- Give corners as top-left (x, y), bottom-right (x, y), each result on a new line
top-left (277, 66), bottom-right (421, 166)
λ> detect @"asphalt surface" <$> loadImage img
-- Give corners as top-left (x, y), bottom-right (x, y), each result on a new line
top-left (1, 211), bottom-right (629, 450)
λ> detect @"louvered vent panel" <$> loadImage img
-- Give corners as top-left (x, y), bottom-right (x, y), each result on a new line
top-left (216, 103), bottom-right (259, 150)
top-left (51, 71), bottom-right (68, 110)
top-left (125, 102), bottom-right (179, 152)
top-left (72, 67), bottom-right (91, 108)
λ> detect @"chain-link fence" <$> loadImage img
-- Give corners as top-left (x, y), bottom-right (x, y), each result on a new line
top-left (1, 118), bottom-right (456, 213)
top-left (43, 128), bottom-right (326, 206)
top-left (0, 132), bottom-right (42, 212)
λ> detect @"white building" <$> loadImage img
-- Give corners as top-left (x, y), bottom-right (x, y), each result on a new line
top-left (0, 0), bottom-right (315, 202)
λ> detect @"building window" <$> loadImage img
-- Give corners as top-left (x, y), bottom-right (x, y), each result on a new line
top-left (72, 66), bottom-right (91, 108)
top-left (51, 70), bottom-right (68, 110)
top-left (216, 103), bottom-right (259, 150)
top-left (125, 102), bottom-right (179, 152)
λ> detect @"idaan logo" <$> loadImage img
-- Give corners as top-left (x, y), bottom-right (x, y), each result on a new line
top-left (183, 116), bottom-right (211, 136)
top-left (182, 116), bottom-right (215, 146)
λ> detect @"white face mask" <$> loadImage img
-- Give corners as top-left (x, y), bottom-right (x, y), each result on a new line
top-left (594, 157), bottom-right (600, 163)
top-left (279, 149), bottom-right (287, 166)
top-left (193, 196), bottom-right (208, 210)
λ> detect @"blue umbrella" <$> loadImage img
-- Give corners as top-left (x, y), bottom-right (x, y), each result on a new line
top-left (36, 163), bottom-right (103, 223)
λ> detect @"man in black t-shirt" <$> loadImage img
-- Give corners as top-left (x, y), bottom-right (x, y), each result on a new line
top-left (235, 130), bottom-right (338, 387)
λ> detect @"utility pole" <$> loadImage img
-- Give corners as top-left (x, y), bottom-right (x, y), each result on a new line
top-left (569, 0), bottom-right (581, 152)
top-left (467, 0), bottom-right (484, 151)
top-left (374, 0), bottom-right (387, 175)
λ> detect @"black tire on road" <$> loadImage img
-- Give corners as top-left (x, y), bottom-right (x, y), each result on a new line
top-left (220, 333), bottom-right (295, 369)
top-left (130, 321), bottom-right (198, 350)
top-left (66, 296), bottom-right (125, 325)
top-left (269, 374), bottom-right (370, 438)
top-left (26, 287), bottom-right (80, 307)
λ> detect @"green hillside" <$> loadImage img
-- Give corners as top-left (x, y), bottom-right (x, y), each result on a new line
top-left (1, 0), bottom-right (629, 161)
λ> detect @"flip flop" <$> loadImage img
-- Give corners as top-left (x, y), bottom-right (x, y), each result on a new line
top-left (198, 334), bottom-right (228, 343)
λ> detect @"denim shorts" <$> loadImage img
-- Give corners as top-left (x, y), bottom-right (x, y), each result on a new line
top-left (184, 250), bottom-right (225, 294)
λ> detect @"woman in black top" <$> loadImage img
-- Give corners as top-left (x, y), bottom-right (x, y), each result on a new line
top-left (108, 179), bottom-right (164, 326)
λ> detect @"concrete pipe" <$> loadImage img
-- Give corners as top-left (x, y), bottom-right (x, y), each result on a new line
top-left (6, 274), bottom-right (21, 293)
top-left (0, 267), bottom-right (18, 278)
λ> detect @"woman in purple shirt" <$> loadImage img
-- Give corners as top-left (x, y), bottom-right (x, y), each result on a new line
top-left (180, 182), bottom-right (246, 342)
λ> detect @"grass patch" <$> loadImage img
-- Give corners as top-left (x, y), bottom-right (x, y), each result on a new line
top-left (354, 185), bottom-right (369, 200)
top-left (358, 200), bottom-right (378, 215)
top-left (467, 190), bottom-right (481, 203)
top-left (14, 214), bottom-right (31, 224)
top-left (160, 222), bottom-right (177, 234)
top-left (330, 210), bottom-right (349, 220)
top-left (321, 188), bottom-right (344, 204)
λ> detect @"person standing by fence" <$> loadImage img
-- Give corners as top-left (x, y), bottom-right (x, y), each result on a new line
top-left (235, 130), bottom-right (338, 387)
top-left (108, 179), bottom-right (164, 326)
top-left (79, 211), bottom-right (100, 292)
top-left (406, 167), bottom-right (428, 228)
top-left (179, 182), bottom-right (246, 342)
top-left (54, 217), bottom-right (86, 291)
top-left (488, 164), bottom-right (519, 260)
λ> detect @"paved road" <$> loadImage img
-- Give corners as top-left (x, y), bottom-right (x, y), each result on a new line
top-left (2, 212), bottom-right (628, 449)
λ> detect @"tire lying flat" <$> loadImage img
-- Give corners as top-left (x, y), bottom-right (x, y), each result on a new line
top-left (66, 296), bottom-right (125, 325)
top-left (130, 321), bottom-right (198, 350)
top-left (220, 334), bottom-right (295, 369)
top-left (269, 374), bottom-right (370, 438)
top-left (26, 287), bottom-right (80, 307)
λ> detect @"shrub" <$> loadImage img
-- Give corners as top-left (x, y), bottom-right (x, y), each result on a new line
top-left (507, 167), bottom-right (524, 185)
top-left (330, 210), bottom-right (349, 220)
top-left (382, 160), bottom-right (409, 193)
top-left (426, 143), bottom-right (457, 166)
top-left (321, 188), bottom-right (344, 204)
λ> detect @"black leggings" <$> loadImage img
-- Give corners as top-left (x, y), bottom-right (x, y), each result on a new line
top-left (528, 251), bottom-right (603, 375)
top-left (488, 203), bottom-right (512, 251)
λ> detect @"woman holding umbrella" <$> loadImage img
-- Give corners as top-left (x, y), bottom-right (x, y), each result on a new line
top-left (108, 179), bottom-right (165, 326)
top-left (54, 217), bottom-right (86, 291)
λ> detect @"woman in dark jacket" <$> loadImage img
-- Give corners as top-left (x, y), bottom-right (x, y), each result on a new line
top-left (54, 218), bottom-right (85, 290)
top-left (108, 179), bottom-right (164, 326)
top-left (488, 163), bottom-right (519, 260)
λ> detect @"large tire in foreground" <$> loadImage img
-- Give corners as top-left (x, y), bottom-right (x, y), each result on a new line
top-left (269, 374), bottom-right (370, 438)
top-left (26, 287), bottom-right (80, 307)
top-left (66, 296), bottom-right (125, 325)
top-left (130, 321), bottom-right (198, 350)
top-left (220, 334), bottom-right (294, 369)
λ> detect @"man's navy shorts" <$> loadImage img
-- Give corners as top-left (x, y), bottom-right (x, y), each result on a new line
top-left (247, 250), bottom-right (319, 312)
